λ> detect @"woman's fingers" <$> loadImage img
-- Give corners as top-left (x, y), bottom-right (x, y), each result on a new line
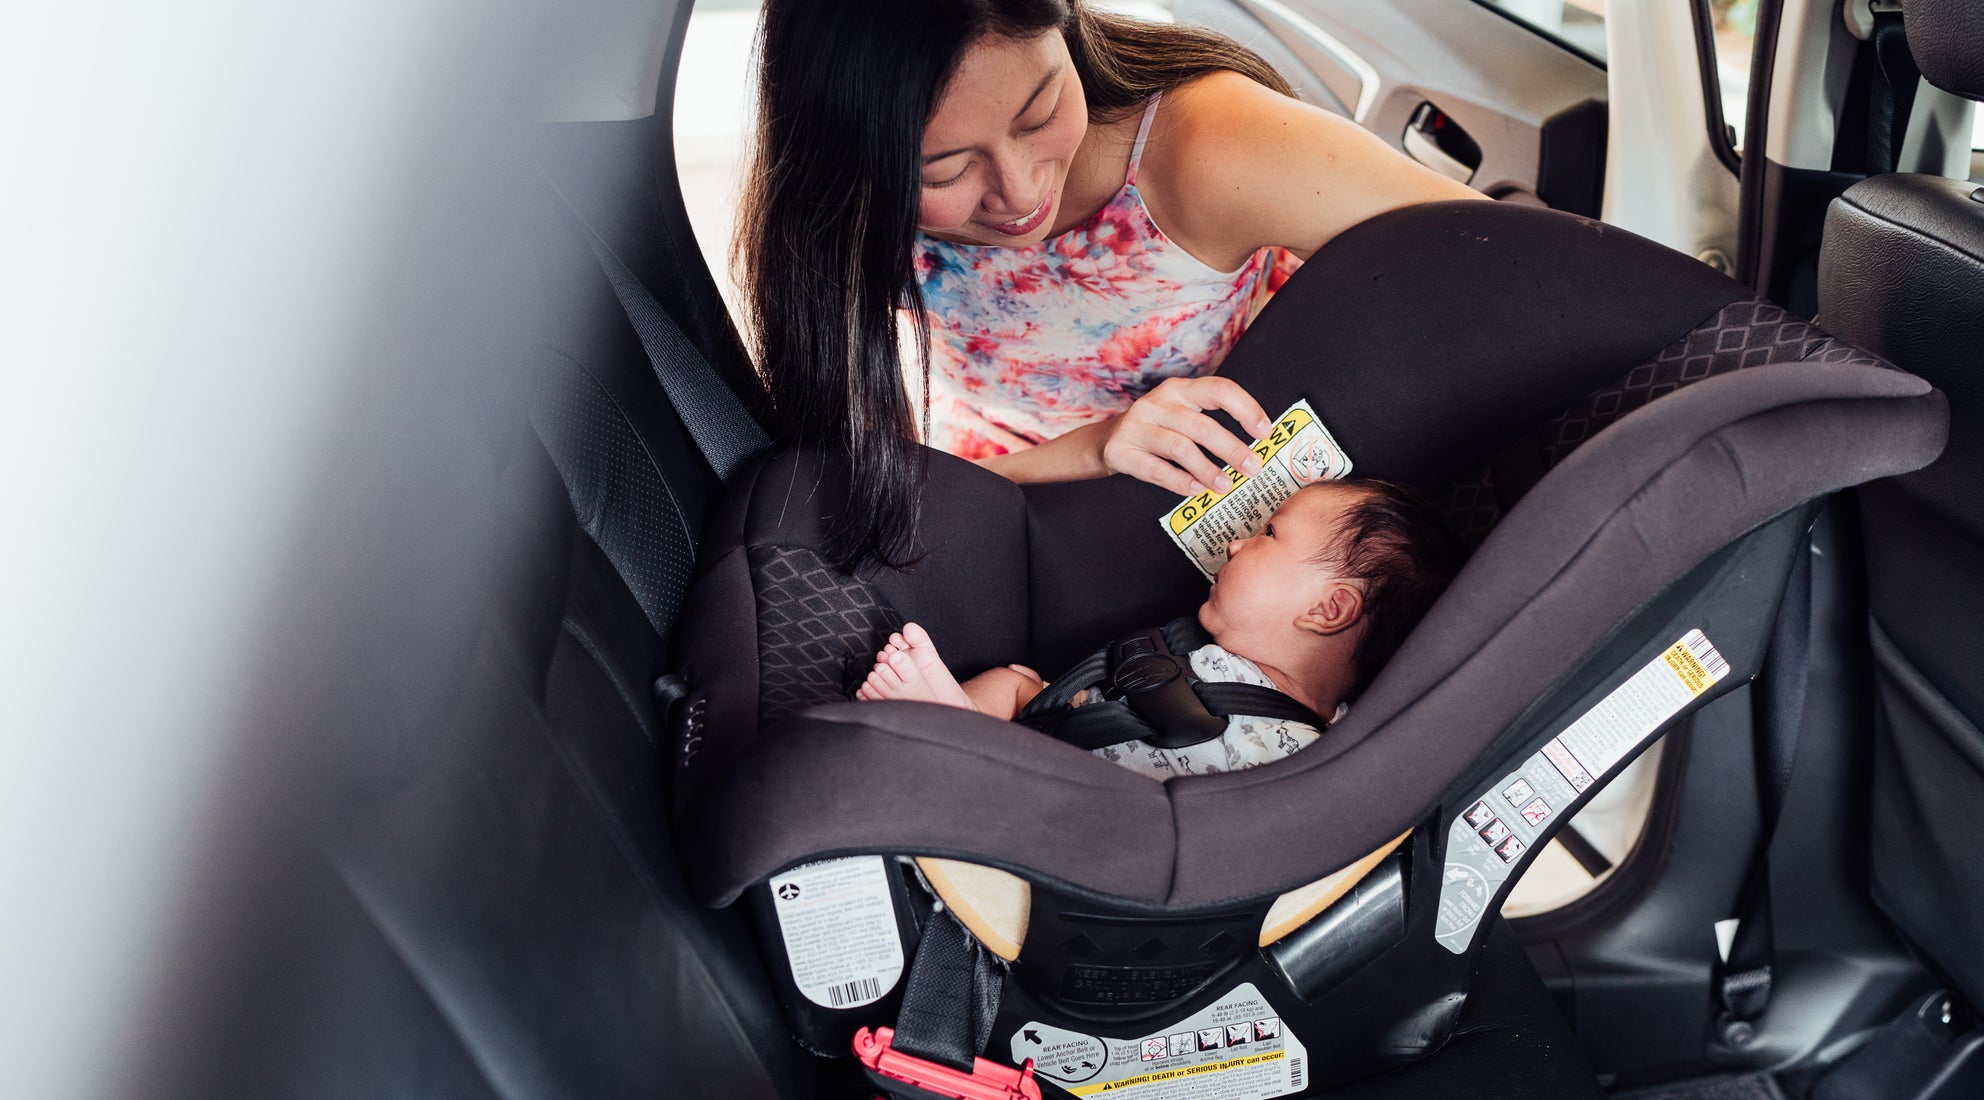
top-left (1114, 447), bottom-right (1211, 498)
top-left (1147, 378), bottom-right (1272, 483)
top-left (1180, 376), bottom-right (1275, 440)
top-left (1153, 428), bottom-right (1238, 495)
top-left (1102, 376), bottom-right (1277, 496)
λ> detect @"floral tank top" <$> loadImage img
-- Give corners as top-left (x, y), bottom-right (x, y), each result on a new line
top-left (909, 93), bottom-right (1298, 459)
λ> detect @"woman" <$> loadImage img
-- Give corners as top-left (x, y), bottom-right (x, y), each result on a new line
top-left (735, 0), bottom-right (1479, 568)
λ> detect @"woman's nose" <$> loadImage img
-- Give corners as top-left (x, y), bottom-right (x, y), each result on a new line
top-left (983, 151), bottom-right (1039, 214)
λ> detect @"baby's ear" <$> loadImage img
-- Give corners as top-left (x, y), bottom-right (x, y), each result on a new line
top-left (1301, 581), bottom-right (1364, 637)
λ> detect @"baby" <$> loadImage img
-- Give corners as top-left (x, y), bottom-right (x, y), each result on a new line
top-left (855, 479), bottom-right (1464, 779)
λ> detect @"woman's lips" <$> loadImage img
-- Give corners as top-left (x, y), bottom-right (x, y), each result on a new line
top-left (986, 194), bottom-right (1052, 237)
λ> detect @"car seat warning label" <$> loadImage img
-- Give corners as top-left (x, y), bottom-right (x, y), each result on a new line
top-left (769, 856), bottom-right (903, 1010)
top-left (1009, 983), bottom-right (1306, 1098)
top-left (1159, 399), bottom-right (1353, 579)
top-left (1434, 630), bottom-right (1730, 954)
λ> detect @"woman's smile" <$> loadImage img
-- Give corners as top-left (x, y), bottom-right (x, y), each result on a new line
top-left (987, 193), bottom-right (1054, 236)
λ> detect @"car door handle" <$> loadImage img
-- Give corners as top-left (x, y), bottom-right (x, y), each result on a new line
top-left (1402, 102), bottom-right (1481, 184)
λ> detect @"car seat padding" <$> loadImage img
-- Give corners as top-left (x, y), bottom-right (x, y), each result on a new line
top-left (682, 361), bottom-right (1945, 909)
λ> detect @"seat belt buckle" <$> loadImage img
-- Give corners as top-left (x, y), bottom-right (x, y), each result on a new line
top-left (853, 1027), bottom-right (1041, 1100)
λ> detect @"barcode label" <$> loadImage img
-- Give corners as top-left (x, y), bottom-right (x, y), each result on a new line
top-left (1288, 1057), bottom-right (1304, 1090)
top-left (827, 977), bottom-right (883, 1008)
top-left (1676, 629), bottom-right (1731, 684)
top-left (769, 856), bottom-right (904, 1010)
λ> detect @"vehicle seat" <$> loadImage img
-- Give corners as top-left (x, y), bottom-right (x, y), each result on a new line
top-left (1816, 0), bottom-right (1984, 1019)
top-left (672, 201), bottom-right (1946, 1095)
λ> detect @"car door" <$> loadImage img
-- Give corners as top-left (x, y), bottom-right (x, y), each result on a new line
top-left (1172, 0), bottom-right (1609, 215)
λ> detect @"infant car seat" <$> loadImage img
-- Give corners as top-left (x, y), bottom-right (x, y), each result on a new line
top-left (664, 202), bottom-right (1946, 1097)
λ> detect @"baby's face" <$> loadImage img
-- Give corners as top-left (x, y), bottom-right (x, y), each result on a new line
top-left (1199, 484), bottom-right (1363, 643)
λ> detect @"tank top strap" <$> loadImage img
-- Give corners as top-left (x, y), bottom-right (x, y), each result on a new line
top-left (1124, 91), bottom-right (1163, 187)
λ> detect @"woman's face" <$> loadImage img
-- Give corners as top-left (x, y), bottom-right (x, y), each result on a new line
top-left (918, 31), bottom-right (1089, 247)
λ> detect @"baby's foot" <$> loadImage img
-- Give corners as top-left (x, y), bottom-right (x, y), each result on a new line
top-left (853, 622), bottom-right (974, 709)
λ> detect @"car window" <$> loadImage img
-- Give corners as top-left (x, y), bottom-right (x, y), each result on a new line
top-left (1470, 0), bottom-right (1606, 66)
top-left (1706, 0), bottom-right (1755, 153)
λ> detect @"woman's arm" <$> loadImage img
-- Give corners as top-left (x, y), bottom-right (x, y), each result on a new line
top-left (1140, 71), bottom-right (1488, 273)
top-left (977, 375), bottom-right (1275, 496)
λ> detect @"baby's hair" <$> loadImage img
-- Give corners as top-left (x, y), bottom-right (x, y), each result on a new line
top-left (1305, 479), bottom-right (1465, 699)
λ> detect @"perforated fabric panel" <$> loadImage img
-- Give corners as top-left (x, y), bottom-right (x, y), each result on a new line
top-left (752, 545), bottom-right (904, 726)
top-left (533, 351), bottom-right (695, 635)
top-left (1438, 301), bottom-right (1886, 543)
top-left (1535, 300), bottom-right (1885, 466)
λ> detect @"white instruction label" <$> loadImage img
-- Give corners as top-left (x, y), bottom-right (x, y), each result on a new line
top-left (1550, 629), bottom-right (1730, 783)
top-left (1434, 629), bottom-right (1731, 953)
top-left (769, 856), bottom-right (904, 1009)
top-left (1009, 983), bottom-right (1306, 1098)
top-left (1159, 400), bottom-right (1353, 579)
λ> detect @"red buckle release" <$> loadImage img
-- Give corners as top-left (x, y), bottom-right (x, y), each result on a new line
top-left (853, 1026), bottom-right (1042, 1100)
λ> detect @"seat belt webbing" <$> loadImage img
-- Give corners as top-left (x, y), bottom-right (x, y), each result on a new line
top-left (548, 181), bottom-right (771, 486)
top-left (1868, 13), bottom-right (1921, 177)
top-left (1718, 529), bottom-right (1814, 1025)
top-left (888, 904), bottom-right (1002, 1075)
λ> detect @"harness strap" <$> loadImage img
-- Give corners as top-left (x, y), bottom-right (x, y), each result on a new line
top-left (1018, 618), bottom-right (1326, 752)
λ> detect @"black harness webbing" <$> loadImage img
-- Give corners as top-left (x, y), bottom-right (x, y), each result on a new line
top-left (1019, 618), bottom-right (1327, 752)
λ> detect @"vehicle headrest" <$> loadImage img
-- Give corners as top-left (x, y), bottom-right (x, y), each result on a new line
top-left (1905, 0), bottom-right (1984, 101)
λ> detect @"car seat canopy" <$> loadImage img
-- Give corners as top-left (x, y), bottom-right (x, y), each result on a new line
top-left (674, 201), bottom-right (1948, 912)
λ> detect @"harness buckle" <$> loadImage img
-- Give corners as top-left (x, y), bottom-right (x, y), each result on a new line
top-left (853, 1027), bottom-right (1042, 1100)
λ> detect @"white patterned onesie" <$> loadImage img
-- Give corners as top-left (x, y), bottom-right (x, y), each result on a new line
top-left (1087, 644), bottom-right (1343, 781)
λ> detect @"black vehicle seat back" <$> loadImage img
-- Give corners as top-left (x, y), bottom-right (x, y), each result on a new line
top-left (199, 120), bottom-right (810, 1097)
top-left (1816, 0), bottom-right (1984, 1011)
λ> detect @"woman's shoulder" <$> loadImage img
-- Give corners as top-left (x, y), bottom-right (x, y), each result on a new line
top-left (1143, 70), bottom-right (1309, 183)
top-left (1139, 70), bottom-right (1484, 263)
top-left (1136, 71), bottom-right (1333, 267)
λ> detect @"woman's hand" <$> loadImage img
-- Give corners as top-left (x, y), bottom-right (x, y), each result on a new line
top-left (1099, 376), bottom-right (1275, 497)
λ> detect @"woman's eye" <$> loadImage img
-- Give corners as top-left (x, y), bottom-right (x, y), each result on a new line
top-left (920, 162), bottom-right (968, 186)
top-left (1021, 109), bottom-right (1057, 135)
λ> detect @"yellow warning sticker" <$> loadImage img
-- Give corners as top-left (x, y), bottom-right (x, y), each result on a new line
top-left (1661, 636), bottom-right (1722, 696)
top-left (1067, 1051), bottom-right (1284, 1096)
top-left (1009, 982), bottom-right (1306, 1099)
top-left (1159, 399), bottom-right (1353, 578)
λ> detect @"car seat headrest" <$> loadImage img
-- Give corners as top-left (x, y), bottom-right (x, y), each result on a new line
top-left (1903, 0), bottom-right (1984, 101)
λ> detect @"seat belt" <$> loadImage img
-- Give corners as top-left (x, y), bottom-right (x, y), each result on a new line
top-left (854, 902), bottom-right (1036, 1100)
top-left (1867, 10), bottom-right (1921, 176)
top-left (1717, 530), bottom-right (1814, 1033)
top-left (547, 180), bottom-right (771, 486)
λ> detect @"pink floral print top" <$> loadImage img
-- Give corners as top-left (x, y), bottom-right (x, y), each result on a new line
top-left (909, 93), bottom-right (1297, 459)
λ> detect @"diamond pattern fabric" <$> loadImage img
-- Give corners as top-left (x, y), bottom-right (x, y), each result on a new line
top-left (1439, 301), bottom-right (1885, 545)
top-left (752, 545), bottom-right (903, 726)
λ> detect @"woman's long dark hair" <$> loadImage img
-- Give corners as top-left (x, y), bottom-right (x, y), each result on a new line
top-left (735, 0), bottom-right (1292, 570)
